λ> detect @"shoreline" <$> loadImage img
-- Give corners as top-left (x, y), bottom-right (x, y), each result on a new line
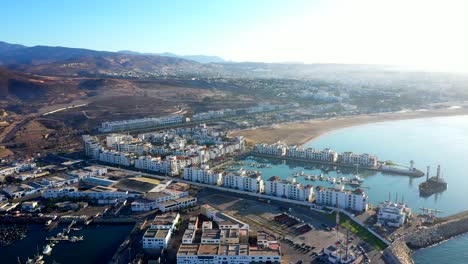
top-left (231, 107), bottom-right (468, 146)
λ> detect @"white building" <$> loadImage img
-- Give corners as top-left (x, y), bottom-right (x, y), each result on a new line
top-left (83, 166), bottom-right (108, 176)
top-left (315, 185), bottom-right (369, 212)
top-left (157, 196), bottom-right (197, 212)
top-left (42, 187), bottom-right (77, 199)
top-left (264, 176), bottom-right (314, 202)
top-left (150, 212), bottom-right (180, 229)
top-left (377, 201), bottom-right (412, 227)
top-left (182, 229), bottom-right (196, 244)
top-left (222, 169), bottom-right (264, 193)
top-left (83, 135), bottom-right (102, 159)
top-left (99, 150), bottom-right (134, 166)
top-left (338, 152), bottom-right (378, 167)
top-left (43, 186), bottom-right (130, 200)
top-left (254, 142), bottom-right (287, 156)
top-left (143, 228), bottom-right (172, 249)
top-left (286, 146), bottom-right (338, 162)
top-left (183, 165), bottom-right (223, 185)
top-left (99, 114), bottom-right (184, 132)
top-left (177, 243), bottom-right (281, 264)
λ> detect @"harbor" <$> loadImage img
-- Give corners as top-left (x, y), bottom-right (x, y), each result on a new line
top-left (0, 224), bottom-right (133, 264)
top-left (247, 151), bottom-right (425, 177)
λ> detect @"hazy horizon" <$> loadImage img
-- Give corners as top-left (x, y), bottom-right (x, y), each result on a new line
top-left (2, 0), bottom-right (468, 72)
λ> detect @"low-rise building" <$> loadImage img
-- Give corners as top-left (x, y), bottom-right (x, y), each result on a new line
top-left (182, 229), bottom-right (196, 244)
top-left (150, 212), bottom-right (180, 229)
top-left (377, 201), bottom-right (412, 227)
top-left (201, 229), bottom-right (221, 244)
top-left (157, 196), bottom-right (197, 212)
top-left (177, 243), bottom-right (281, 264)
top-left (143, 228), bottom-right (172, 249)
top-left (22, 201), bottom-right (39, 211)
top-left (188, 216), bottom-right (199, 230)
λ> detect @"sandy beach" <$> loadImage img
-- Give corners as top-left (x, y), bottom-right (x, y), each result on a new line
top-left (231, 107), bottom-right (468, 146)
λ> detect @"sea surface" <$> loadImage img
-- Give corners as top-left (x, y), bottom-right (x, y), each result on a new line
top-left (0, 224), bottom-right (132, 264)
top-left (235, 115), bottom-right (468, 264)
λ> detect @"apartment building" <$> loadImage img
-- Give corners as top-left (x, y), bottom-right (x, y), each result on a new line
top-left (264, 176), bottom-right (314, 202)
top-left (315, 185), bottom-right (368, 212)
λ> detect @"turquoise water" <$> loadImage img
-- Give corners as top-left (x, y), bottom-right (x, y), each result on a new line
top-left (238, 116), bottom-right (468, 215)
top-left (306, 115), bottom-right (468, 264)
top-left (304, 115), bottom-right (468, 216)
top-left (0, 224), bottom-right (132, 264)
top-left (236, 115), bottom-right (468, 264)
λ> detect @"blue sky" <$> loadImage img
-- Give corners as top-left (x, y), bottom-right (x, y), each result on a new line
top-left (2, 0), bottom-right (468, 71)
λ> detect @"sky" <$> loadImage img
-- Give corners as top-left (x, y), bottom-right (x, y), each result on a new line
top-left (2, 0), bottom-right (468, 72)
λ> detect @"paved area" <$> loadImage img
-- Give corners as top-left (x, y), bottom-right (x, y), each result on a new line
top-left (197, 189), bottom-right (386, 264)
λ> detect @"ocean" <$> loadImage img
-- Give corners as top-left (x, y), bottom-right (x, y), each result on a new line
top-left (234, 115), bottom-right (468, 264)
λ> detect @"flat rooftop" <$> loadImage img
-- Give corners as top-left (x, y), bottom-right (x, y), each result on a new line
top-left (221, 228), bottom-right (239, 239)
top-left (198, 244), bottom-right (220, 255)
top-left (202, 229), bottom-right (221, 240)
top-left (183, 229), bottom-right (195, 240)
top-left (218, 244), bottom-right (249, 256)
top-left (144, 228), bottom-right (170, 239)
top-left (86, 185), bottom-right (119, 193)
top-left (249, 246), bottom-right (281, 256)
top-left (153, 212), bottom-right (178, 226)
top-left (178, 244), bottom-right (199, 256)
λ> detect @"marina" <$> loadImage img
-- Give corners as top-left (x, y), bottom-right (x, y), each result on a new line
top-left (306, 116), bottom-right (468, 264)
top-left (0, 224), bottom-right (133, 264)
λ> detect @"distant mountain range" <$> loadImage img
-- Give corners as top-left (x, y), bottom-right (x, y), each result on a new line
top-left (118, 50), bottom-right (225, 63)
top-left (0, 41), bottom-right (403, 79)
top-left (0, 41), bottom-right (224, 66)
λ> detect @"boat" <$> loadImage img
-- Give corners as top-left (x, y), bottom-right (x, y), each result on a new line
top-left (305, 175), bottom-right (311, 180)
top-left (351, 174), bottom-right (364, 183)
top-left (42, 244), bottom-right (52, 255)
top-left (347, 180), bottom-right (361, 187)
top-left (68, 236), bottom-right (84, 243)
top-left (45, 220), bottom-right (52, 226)
top-left (329, 177), bottom-right (336, 184)
top-left (311, 175), bottom-right (318, 181)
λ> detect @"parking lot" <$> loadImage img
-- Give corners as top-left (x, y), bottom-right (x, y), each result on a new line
top-left (197, 188), bottom-right (385, 264)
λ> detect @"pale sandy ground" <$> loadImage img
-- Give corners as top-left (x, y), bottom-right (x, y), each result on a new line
top-left (231, 108), bottom-right (468, 146)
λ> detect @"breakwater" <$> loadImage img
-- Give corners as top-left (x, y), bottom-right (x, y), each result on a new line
top-left (383, 211), bottom-right (468, 264)
top-left (405, 212), bottom-right (468, 249)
